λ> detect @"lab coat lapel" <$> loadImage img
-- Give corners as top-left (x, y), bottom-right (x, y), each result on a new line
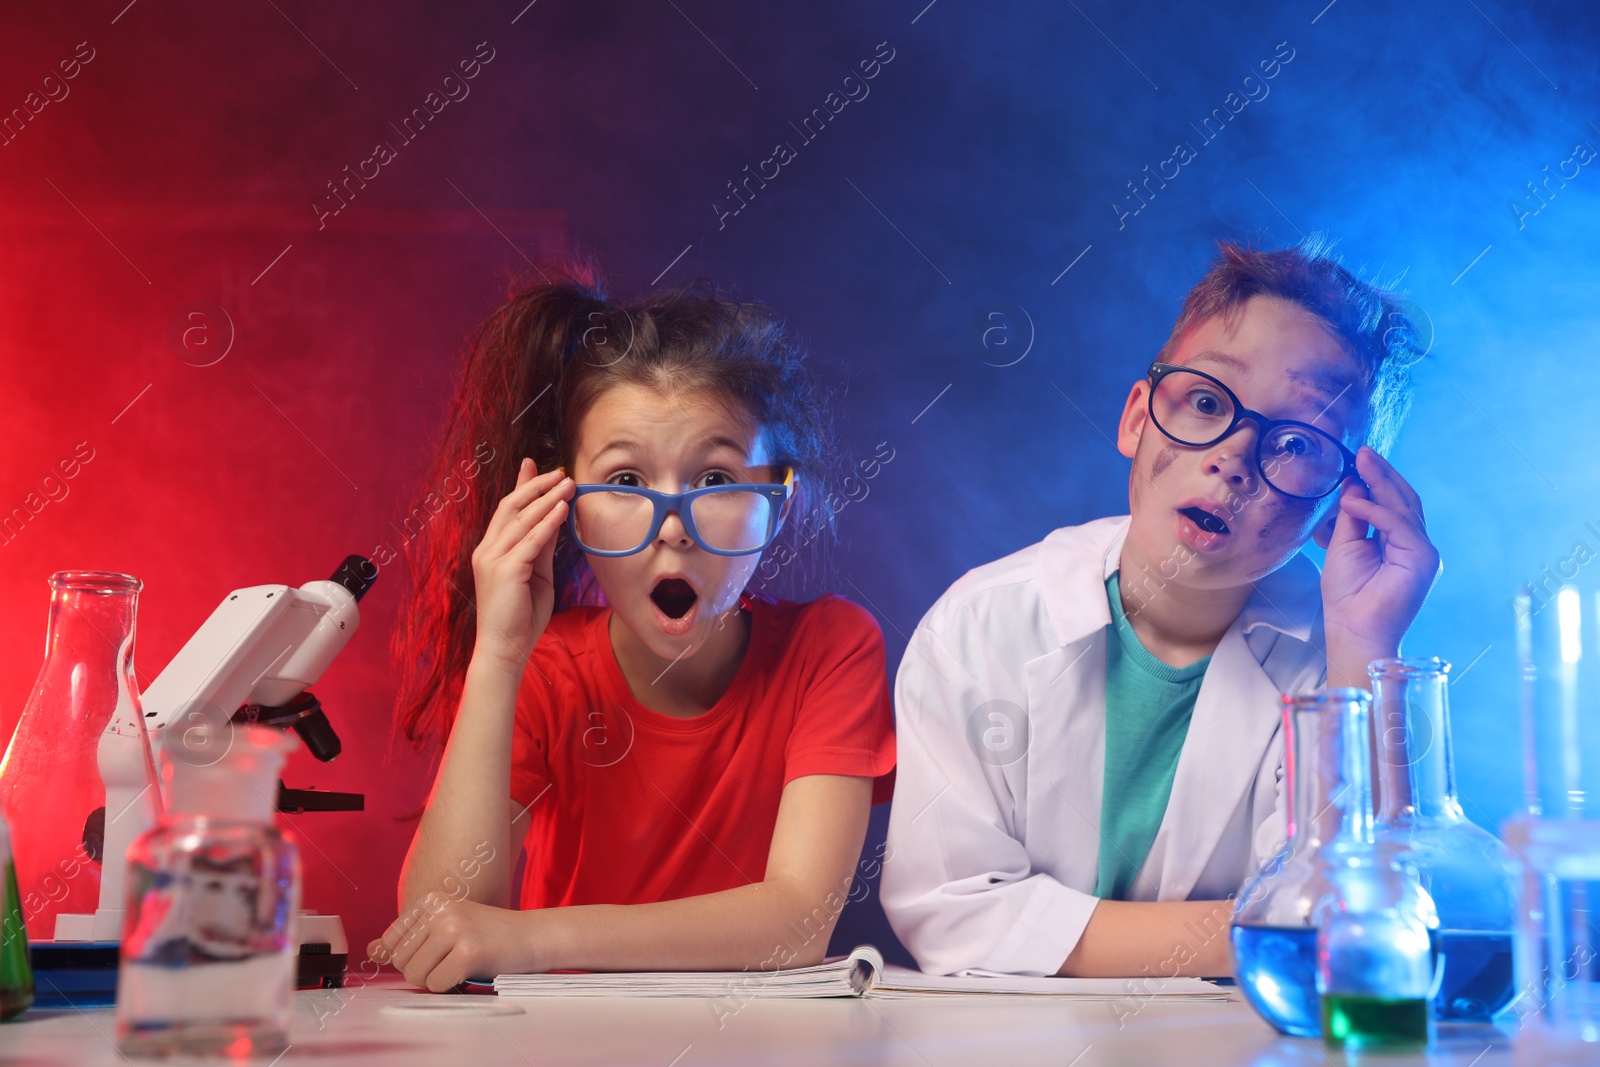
top-left (1144, 553), bottom-right (1323, 897)
top-left (1024, 516), bottom-right (1128, 890)
top-left (1024, 633), bottom-right (1107, 889)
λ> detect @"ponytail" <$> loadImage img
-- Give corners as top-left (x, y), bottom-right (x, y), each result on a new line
top-left (390, 262), bottom-right (614, 747)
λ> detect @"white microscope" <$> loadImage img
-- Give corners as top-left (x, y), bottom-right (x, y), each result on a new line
top-left (45, 555), bottom-right (375, 994)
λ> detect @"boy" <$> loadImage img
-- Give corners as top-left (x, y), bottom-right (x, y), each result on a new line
top-left (881, 237), bottom-right (1438, 977)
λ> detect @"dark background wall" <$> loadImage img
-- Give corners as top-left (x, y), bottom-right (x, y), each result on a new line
top-left (1, 0), bottom-right (1596, 967)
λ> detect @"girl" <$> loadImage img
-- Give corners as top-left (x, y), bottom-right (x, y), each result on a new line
top-left (374, 262), bottom-right (895, 991)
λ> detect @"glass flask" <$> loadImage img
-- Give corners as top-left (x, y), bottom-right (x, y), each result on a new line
top-left (1314, 846), bottom-right (1438, 1051)
top-left (1231, 688), bottom-right (1376, 1038)
top-left (0, 571), bottom-right (161, 943)
top-left (116, 724), bottom-right (301, 1058)
top-left (1370, 657), bottom-right (1519, 1022)
top-left (0, 808), bottom-right (34, 1020)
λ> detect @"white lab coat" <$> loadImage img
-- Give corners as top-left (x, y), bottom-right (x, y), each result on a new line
top-left (881, 515), bottom-right (1327, 976)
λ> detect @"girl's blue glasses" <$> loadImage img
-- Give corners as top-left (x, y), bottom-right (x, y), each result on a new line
top-left (567, 468), bottom-right (794, 557)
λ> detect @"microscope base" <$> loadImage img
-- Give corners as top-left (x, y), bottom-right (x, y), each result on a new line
top-left (31, 912), bottom-right (353, 1005)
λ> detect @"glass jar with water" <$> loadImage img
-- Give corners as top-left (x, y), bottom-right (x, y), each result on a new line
top-left (115, 724), bottom-right (301, 1058)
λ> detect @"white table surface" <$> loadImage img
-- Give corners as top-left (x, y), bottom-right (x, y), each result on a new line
top-left (0, 978), bottom-right (1518, 1066)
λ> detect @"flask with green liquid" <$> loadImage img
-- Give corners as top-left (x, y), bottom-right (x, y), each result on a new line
top-left (1314, 846), bottom-right (1438, 1051)
top-left (1, 808), bottom-right (35, 1020)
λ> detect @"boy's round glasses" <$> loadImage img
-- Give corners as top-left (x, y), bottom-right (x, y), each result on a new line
top-left (1146, 362), bottom-right (1359, 500)
top-left (567, 468), bottom-right (794, 557)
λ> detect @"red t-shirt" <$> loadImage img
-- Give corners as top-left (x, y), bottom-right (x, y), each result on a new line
top-left (509, 592), bottom-right (896, 910)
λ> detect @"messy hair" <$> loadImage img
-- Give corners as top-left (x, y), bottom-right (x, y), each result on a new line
top-left (1157, 235), bottom-right (1424, 455)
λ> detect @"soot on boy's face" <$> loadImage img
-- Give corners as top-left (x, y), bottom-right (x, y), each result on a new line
top-left (1116, 293), bottom-right (1374, 591)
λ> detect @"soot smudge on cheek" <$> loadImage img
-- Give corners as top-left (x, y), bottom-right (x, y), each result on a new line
top-left (1149, 445), bottom-right (1178, 479)
top-left (1254, 496), bottom-right (1318, 543)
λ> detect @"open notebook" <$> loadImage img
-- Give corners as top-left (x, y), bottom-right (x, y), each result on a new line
top-left (492, 945), bottom-right (1230, 1000)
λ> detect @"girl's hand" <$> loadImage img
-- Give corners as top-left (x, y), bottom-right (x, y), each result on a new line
top-left (369, 898), bottom-right (544, 992)
top-left (1320, 447), bottom-right (1441, 680)
top-left (470, 459), bottom-right (575, 671)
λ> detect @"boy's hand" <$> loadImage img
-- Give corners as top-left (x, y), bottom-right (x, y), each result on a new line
top-left (1321, 447), bottom-right (1441, 688)
top-left (369, 897), bottom-right (545, 992)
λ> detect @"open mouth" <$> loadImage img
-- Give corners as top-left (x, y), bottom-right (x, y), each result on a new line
top-left (1178, 506), bottom-right (1230, 536)
top-left (649, 578), bottom-right (699, 620)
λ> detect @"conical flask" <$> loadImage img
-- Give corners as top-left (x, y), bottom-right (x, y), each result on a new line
top-left (1371, 656), bottom-right (1518, 1022)
top-left (1231, 688), bottom-right (1377, 1037)
top-left (0, 571), bottom-right (162, 941)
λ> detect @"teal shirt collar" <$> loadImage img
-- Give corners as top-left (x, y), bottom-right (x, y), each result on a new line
top-left (1037, 515), bottom-right (1323, 651)
top-left (1106, 571), bottom-right (1211, 683)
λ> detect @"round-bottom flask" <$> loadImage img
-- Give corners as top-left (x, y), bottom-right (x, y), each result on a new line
top-left (1232, 688), bottom-right (1375, 1038)
top-left (1370, 657), bottom-right (1518, 1022)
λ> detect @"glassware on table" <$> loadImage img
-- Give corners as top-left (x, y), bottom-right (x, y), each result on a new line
top-left (1314, 846), bottom-right (1438, 1051)
top-left (1231, 688), bottom-right (1378, 1037)
top-left (1506, 583), bottom-right (1600, 1066)
top-left (0, 572), bottom-right (161, 945)
top-left (0, 808), bottom-right (34, 1020)
top-left (115, 724), bottom-right (301, 1058)
top-left (1370, 657), bottom-right (1519, 1022)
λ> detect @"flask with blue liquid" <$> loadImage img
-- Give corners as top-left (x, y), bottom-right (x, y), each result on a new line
top-left (1370, 657), bottom-right (1518, 1023)
top-left (1231, 688), bottom-right (1375, 1037)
